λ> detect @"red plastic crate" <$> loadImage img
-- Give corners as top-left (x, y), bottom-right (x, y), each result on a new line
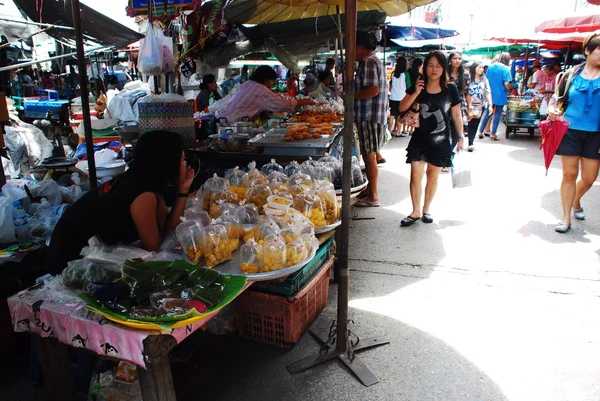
top-left (235, 257), bottom-right (332, 347)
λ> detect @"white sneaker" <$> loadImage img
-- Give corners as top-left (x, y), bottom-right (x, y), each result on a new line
top-left (468, 145), bottom-right (474, 152)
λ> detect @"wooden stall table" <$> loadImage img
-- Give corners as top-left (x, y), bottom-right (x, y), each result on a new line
top-left (8, 276), bottom-right (251, 401)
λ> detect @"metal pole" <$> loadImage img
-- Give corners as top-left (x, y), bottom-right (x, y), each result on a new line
top-left (336, 0), bottom-right (357, 354)
top-left (0, 46), bottom-right (110, 73)
top-left (522, 44), bottom-right (530, 95)
top-left (336, 6), bottom-right (345, 89)
top-left (71, 0), bottom-right (97, 188)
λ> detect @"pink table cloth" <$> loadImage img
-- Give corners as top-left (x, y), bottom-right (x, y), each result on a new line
top-left (8, 277), bottom-right (247, 368)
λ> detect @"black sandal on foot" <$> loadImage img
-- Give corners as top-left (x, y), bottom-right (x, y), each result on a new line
top-left (422, 213), bottom-right (433, 224)
top-left (400, 216), bottom-right (420, 227)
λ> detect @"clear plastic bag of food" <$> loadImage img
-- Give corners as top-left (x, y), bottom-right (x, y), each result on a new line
top-left (286, 240), bottom-right (309, 267)
top-left (313, 179), bottom-right (336, 191)
top-left (288, 181), bottom-right (311, 199)
top-left (176, 219), bottom-right (205, 265)
top-left (209, 189), bottom-right (238, 218)
top-left (226, 166), bottom-right (250, 200)
top-left (258, 217), bottom-right (281, 240)
top-left (292, 193), bottom-right (326, 227)
top-left (214, 214), bottom-right (240, 253)
top-left (284, 160), bottom-right (302, 177)
top-left (287, 173), bottom-right (312, 188)
top-left (243, 183), bottom-right (272, 214)
top-left (202, 220), bottom-right (232, 268)
top-left (262, 234), bottom-right (286, 272)
top-left (261, 158), bottom-right (284, 175)
top-left (149, 290), bottom-right (191, 316)
top-left (183, 206), bottom-right (211, 227)
top-left (279, 208), bottom-right (313, 228)
top-left (299, 232), bottom-right (319, 254)
top-left (280, 226), bottom-right (299, 244)
top-left (313, 164), bottom-right (335, 183)
top-left (197, 173), bottom-right (230, 212)
top-left (269, 182), bottom-right (289, 195)
top-left (267, 171), bottom-right (288, 185)
top-left (351, 163), bottom-right (366, 187)
top-left (237, 200), bottom-right (260, 224)
top-left (247, 161), bottom-right (268, 185)
top-left (240, 239), bottom-right (263, 274)
top-left (62, 260), bottom-right (121, 290)
top-left (316, 186), bottom-right (339, 225)
top-left (319, 153), bottom-right (341, 169)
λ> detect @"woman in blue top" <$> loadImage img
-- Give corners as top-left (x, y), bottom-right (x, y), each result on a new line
top-left (548, 32), bottom-right (600, 233)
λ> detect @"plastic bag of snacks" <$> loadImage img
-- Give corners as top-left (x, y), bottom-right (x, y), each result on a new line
top-left (299, 232), bottom-right (319, 254)
top-left (284, 160), bottom-right (302, 177)
top-left (262, 234), bottom-right (286, 272)
top-left (244, 183), bottom-right (272, 214)
top-left (247, 161), bottom-right (268, 185)
top-left (240, 239), bottom-right (263, 274)
top-left (176, 219), bottom-right (205, 265)
top-left (261, 158), bottom-right (284, 175)
top-left (259, 217), bottom-right (281, 240)
top-left (218, 211), bottom-right (242, 253)
top-left (269, 182), bottom-right (289, 195)
top-left (288, 173), bottom-right (312, 188)
top-left (312, 164), bottom-right (335, 182)
top-left (278, 208), bottom-right (313, 229)
top-left (225, 166), bottom-right (250, 200)
top-left (237, 200), bottom-right (260, 224)
top-left (286, 240), bottom-right (309, 267)
top-left (267, 171), bottom-right (288, 185)
top-left (183, 206), bottom-right (211, 227)
top-left (319, 153), bottom-right (341, 170)
top-left (292, 193), bottom-right (326, 227)
top-left (197, 173), bottom-right (230, 212)
top-left (280, 226), bottom-right (300, 244)
top-left (351, 163), bottom-right (366, 187)
top-left (316, 186), bottom-right (339, 225)
top-left (288, 182), bottom-right (311, 199)
top-left (313, 179), bottom-right (335, 191)
top-left (201, 220), bottom-right (232, 268)
top-left (209, 189), bottom-right (238, 218)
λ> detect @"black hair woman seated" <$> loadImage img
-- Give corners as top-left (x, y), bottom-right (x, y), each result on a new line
top-left (45, 130), bottom-right (195, 274)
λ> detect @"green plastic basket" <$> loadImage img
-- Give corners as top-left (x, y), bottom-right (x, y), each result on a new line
top-left (252, 238), bottom-right (334, 297)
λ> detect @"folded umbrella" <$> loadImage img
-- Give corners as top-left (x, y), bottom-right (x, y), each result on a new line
top-left (539, 117), bottom-right (570, 175)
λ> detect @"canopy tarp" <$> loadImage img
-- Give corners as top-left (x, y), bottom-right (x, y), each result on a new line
top-left (489, 32), bottom-right (587, 50)
top-left (535, 13), bottom-right (600, 34)
top-left (13, 0), bottom-right (143, 48)
top-left (225, 0), bottom-right (436, 25)
top-left (390, 38), bottom-right (453, 48)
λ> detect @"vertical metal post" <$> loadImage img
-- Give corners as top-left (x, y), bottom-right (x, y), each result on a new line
top-left (336, 0), bottom-right (357, 354)
top-left (71, 0), bottom-right (97, 188)
top-left (522, 45), bottom-right (530, 95)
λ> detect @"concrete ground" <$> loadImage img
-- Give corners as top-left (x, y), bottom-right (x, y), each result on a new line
top-left (3, 126), bottom-right (600, 401)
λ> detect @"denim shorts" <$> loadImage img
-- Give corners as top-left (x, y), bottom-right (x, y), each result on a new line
top-left (556, 129), bottom-right (600, 160)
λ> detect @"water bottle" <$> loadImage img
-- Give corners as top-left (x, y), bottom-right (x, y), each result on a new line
top-left (12, 200), bottom-right (30, 244)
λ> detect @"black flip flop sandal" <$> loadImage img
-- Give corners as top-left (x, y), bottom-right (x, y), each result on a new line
top-left (400, 216), bottom-right (420, 227)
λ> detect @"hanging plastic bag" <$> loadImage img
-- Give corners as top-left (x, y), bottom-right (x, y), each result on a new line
top-left (451, 149), bottom-right (472, 189)
top-left (156, 30), bottom-right (175, 74)
top-left (138, 23), bottom-right (163, 76)
top-left (539, 98), bottom-right (549, 116)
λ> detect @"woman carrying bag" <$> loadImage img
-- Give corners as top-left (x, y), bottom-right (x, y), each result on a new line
top-left (467, 62), bottom-right (493, 151)
top-left (548, 32), bottom-right (600, 233)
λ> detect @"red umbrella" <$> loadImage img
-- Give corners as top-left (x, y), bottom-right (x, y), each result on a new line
top-left (535, 14), bottom-right (600, 34)
top-left (539, 117), bottom-right (570, 175)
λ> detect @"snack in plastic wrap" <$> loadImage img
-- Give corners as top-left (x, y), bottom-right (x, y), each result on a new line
top-left (242, 226), bottom-right (260, 243)
top-left (262, 235), bottom-right (286, 272)
top-left (247, 161), bottom-right (268, 185)
top-left (288, 182), bottom-right (311, 199)
top-left (292, 193), bottom-right (326, 227)
top-left (267, 171), bottom-right (287, 185)
top-left (209, 189), bottom-right (238, 218)
top-left (351, 164), bottom-right (366, 187)
top-left (280, 226), bottom-right (299, 244)
top-left (258, 217), bottom-right (281, 240)
top-left (237, 200), bottom-right (260, 224)
top-left (267, 194), bottom-right (293, 208)
top-left (316, 186), bottom-right (340, 225)
top-left (62, 260), bottom-right (121, 291)
top-left (240, 239), bottom-right (263, 274)
top-left (279, 208), bottom-right (313, 228)
top-left (197, 173), bottom-right (230, 212)
top-left (183, 206), bottom-right (211, 227)
top-left (299, 232), bottom-right (319, 254)
top-left (288, 173), bottom-right (312, 188)
top-left (217, 212), bottom-right (241, 252)
top-left (269, 182), bottom-right (289, 195)
top-left (318, 153), bottom-right (342, 181)
top-left (313, 164), bottom-right (335, 183)
top-left (264, 204), bottom-right (287, 218)
top-left (176, 219), bottom-right (205, 265)
top-left (226, 166), bottom-right (250, 200)
top-left (244, 183), bottom-right (273, 214)
top-left (286, 240), bottom-right (309, 267)
top-left (261, 158), bottom-right (284, 174)
top-left (149, 290), bottom-right (191, 316)
top-left (284, 160), bottom-right (302, 177)
top-left (202, 221), bottom-right (233, 268)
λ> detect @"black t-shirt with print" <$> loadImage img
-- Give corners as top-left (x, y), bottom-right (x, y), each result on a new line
top-left (406, 83), bottom-right (461, 153)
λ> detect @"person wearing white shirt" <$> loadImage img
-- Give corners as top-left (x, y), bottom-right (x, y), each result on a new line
top-left (309, 71), bottom-right (333, 98)
top-left (389, 57), bottom-right (408, 137)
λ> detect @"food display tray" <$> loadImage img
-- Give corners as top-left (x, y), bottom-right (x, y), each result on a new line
top-left (248, 129), bottom-right (341, 156)
top-left (314, 220), bottom-right (341, 234)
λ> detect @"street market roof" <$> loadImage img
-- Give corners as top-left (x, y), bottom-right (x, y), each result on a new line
top-left (535, 13), bottom-right (600, 34)
top-left (13, 0), bottom-right (143, 49)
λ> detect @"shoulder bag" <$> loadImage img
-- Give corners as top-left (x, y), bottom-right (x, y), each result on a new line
top-left (553, 63), bottom-right (585, 114)
top-left (398, 95), bottom-right (420, 128)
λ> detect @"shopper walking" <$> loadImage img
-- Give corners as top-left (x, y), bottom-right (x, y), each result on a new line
top-left (467, 62), bottom-right (493, 151)
top-left (446, 52), bottom-right (471, 171)
top-left (548, 32), bottom-right (600, 233)
top-left (399, 51), bottom-right (464, 226)
top-left (485, 53), bottom-right (513, 141)
top-left (389, 57), bottom-right (408, 137)
top-left (353, 31), bottom-right (388, 208)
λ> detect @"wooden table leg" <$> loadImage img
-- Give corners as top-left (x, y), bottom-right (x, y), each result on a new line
top-left (34, 335), bottom-right (77, 401)
top-left (138, 335), bottom-right (178, 401)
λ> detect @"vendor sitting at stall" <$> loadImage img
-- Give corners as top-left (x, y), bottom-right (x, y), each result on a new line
top-left (196, 74), bottom-right (222, 113)
top-left (45, 130), bottom-right (195, 274)
top-left (309, 71), bottom-right (334, 98)
top-left (215, 65), bottom-right (314, 123)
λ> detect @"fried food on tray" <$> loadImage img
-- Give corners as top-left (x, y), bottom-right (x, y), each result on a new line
top-left (290, 111), bottom-right (342, 124)
top-left (310, 123), bottom-right (333, 130)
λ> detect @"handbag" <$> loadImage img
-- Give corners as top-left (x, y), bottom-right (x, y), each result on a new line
top-left (398, 98), bottom-right (420, 128)
top-left (554, 63), bottom-right (585, 114)
top-left (471, 97), bottom-right (483, 119)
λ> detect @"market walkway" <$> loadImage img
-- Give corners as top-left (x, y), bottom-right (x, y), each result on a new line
top-left (4, 129), bottom-right (600, 401)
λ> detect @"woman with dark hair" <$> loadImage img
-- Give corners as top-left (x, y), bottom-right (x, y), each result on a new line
top-left (215, 65), bottom-right (313, 123)
top-left (466, 62), bottom-right (493, 151)
top-left (548, 32), bottom-right (600, 233)
top-left (448, 52), bottom-right (472, 132)
top-left (389, 56), bottom-right (408, 137)
top-left (196, 74), bottom-right (221, 112)
top-left (404, 58), bottom-right (424, 135)
top-left (45, 131), bottom-right (195, 274)
top-left (398, 51), bottom-right (464, 227)
top-left (286, 70), bottom-right (299, 97)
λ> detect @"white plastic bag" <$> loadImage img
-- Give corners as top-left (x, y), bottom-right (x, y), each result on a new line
top-left (0, 184), bottom-right (27, 243)
top-left (451, 150), bottom-right (472, 188)
top-left (156, 30), bottom-right (175, 73)
top-left (539, 98), bottom-right (549, 116)
top-left (138, 23), bottom-right (162, 76)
